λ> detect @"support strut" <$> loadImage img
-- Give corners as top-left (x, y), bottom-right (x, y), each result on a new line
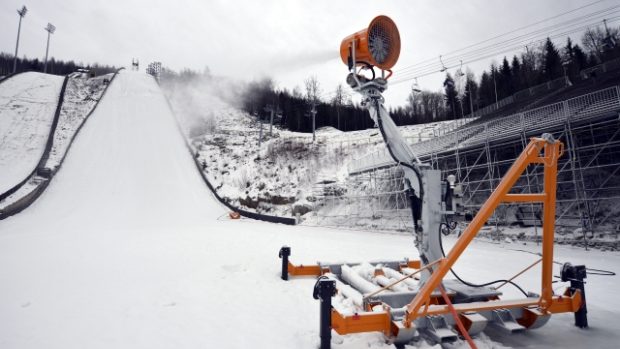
top-left (314, 278), bottom-right (337, 349)
top-left (561, 263), bottom-right (588, 328)
top-left (278, 246), bottom-right (291, 280)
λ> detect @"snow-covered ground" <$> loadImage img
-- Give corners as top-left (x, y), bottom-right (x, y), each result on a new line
top-left (162, 80), bottom-right (620, 250)
top-left (0, 71), bottom-right (618, 348)
top-left (0, 72), bottom-right (64, 194)
top-left (45, 73), bottom-right (113, 170)
top-left (162, 78), bottom-right (465, 219)
top-left (0, 73), bottom-right (112, 212)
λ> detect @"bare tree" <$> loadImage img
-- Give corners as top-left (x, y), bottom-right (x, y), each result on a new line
top-left (582, 27), bottom-right (605, 62)
top-left (406, 87), bottom-right (448, 124)
top-left (304, 75), bottom-right (321, 104)
top-left (292, 85), bottom-right (303, 99)
top-left (331, 83), bottom-right (350, 130)
top-left (331, 83), bottom-right (350, 106)
top-left (520, 45), bottom-right (539, 87)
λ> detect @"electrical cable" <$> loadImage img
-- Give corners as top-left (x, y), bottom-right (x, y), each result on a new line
top-left (392, 17), bottom-right (620, 85)
top-left (585, 268), bottom-right (616, 276)
top-left (395, 0), bottom-right (608, 73)
top-left (506, 248), bottom-right (616, 276)
top-left (438, 223), bottom-right (530, 297)
top-left (391, 12), bottom-right (620, 85)
top-left (412, 14), bottom-right (620, 75)
top-left (392, 15), bottom-right (620, 85)
top-left (397, 7), bottom-right (620, 77)
top-left (372, 96), bottom-right (426, 236)
top-left (395, 4), bottom-right (620, 76)
top-left (373, 98), bottom-right (424, 202)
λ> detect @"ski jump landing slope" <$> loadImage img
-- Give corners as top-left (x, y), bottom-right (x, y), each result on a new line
top-left (0, 72), bottom-right (64, 194)
top-left (0, 70), bottom-right (365, 349)
top-left (1, 71), bottom-right (619, 349)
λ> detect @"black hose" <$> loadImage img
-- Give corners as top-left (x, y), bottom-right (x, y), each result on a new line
top-left (372, 92), bottom-right (529, 297)
top-left (438, 223), bottom-right (530, 297)
top-left (374, 99), bottom-right (424, 204)
top-left (356, 61), bottom-right (376, 80)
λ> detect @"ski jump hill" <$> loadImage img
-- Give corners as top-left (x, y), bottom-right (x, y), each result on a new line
top-left (0, 71), bottom-right (619, 349)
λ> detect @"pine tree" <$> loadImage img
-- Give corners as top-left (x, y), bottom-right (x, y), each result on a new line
top-left (510, 55), bottom-right (522, 91)
top-left (564, 37), bottom-right (575, 78)
top-left (463, 70), bottom-right (478, 115)
top-left (443, 73), bottom-right (459, 119)
top-left (499, 57), bottom-right (513, 98)
top-left (573, 44), bottom-right (588, 71)
top-left (543, 38), bottom-right (563, 80)
top-left (565, 37), bottom-right (575, 61)
top-left (479, 71), bottom-right (493, 108)
top-left (520, 47), bottom-right (537, 87)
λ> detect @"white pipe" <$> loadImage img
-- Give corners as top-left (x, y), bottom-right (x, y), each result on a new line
top-left (324, 273), bottom-right (364, 308)
top-left (341, 264), bottom-right (381, 294)
top-left (383, 267), bottom-right (419, 290)
top-left (374, 274), bottom-right (409, 292)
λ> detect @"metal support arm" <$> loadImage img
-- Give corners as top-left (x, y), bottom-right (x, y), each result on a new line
top-left (403, 136), bottom-right (565, 327)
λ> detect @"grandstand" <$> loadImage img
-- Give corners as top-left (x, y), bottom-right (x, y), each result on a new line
top-left (318, 63), bottom-right (620, 241)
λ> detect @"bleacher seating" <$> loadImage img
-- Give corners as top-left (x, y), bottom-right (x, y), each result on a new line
top-left (349, 85), bottom-right (620, 175)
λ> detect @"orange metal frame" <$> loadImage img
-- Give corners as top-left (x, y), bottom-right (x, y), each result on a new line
top-left (326, 137), bottom-right (582, 336)
top-left (403, 136), bottom-right (571, 327)
top-left (286, 260), bottom-right (421, 278)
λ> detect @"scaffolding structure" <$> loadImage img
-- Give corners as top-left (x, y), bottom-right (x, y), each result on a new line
top-left (306, 165), bottom-right (413, 232)
top-left (307, 86), bottom-right (620, 245)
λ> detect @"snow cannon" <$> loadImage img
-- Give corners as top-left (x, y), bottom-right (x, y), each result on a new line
top-left (277, 16), bottom-right (589, 349)
top-left (340, 15), bottom-right (400, 72)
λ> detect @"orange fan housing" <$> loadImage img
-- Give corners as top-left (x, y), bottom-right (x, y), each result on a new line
top-left (339, 15), bottom-right (401, 71)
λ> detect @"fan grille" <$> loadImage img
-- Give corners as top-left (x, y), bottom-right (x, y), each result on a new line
top-left (369, 22), bottom-right (391, 64)
top-left (367, 16), bottom-right (400, 69)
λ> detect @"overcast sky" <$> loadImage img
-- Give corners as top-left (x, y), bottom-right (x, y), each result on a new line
top-left (1, 0), bottom-right (616, 106)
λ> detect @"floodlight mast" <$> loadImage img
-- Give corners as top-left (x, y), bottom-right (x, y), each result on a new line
top-left (44, 23), bottom-right (56, 73)
top-left (13, 6), bottom-right (28, 74)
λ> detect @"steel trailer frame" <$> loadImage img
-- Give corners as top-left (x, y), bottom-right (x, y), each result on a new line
top-left (280, 137), bottom-right (587, 348)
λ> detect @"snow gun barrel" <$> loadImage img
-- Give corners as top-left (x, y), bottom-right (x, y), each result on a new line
top-left (339, 15), bottom-right (401, 71)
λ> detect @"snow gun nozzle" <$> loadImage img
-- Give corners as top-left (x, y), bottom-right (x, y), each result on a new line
top-left (339, 15), bottom-right (401, 72)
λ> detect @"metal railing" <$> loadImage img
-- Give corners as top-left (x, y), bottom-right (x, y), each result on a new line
top-left (460, 76), bottom-right (571, 120)
top-left (580, 57), bottom-right (620, 79)
top-left (349, 85), bottom-right (620, 175)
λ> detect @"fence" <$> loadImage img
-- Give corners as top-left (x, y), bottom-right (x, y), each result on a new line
top-left (311, 85), bottom-right (620, 243)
